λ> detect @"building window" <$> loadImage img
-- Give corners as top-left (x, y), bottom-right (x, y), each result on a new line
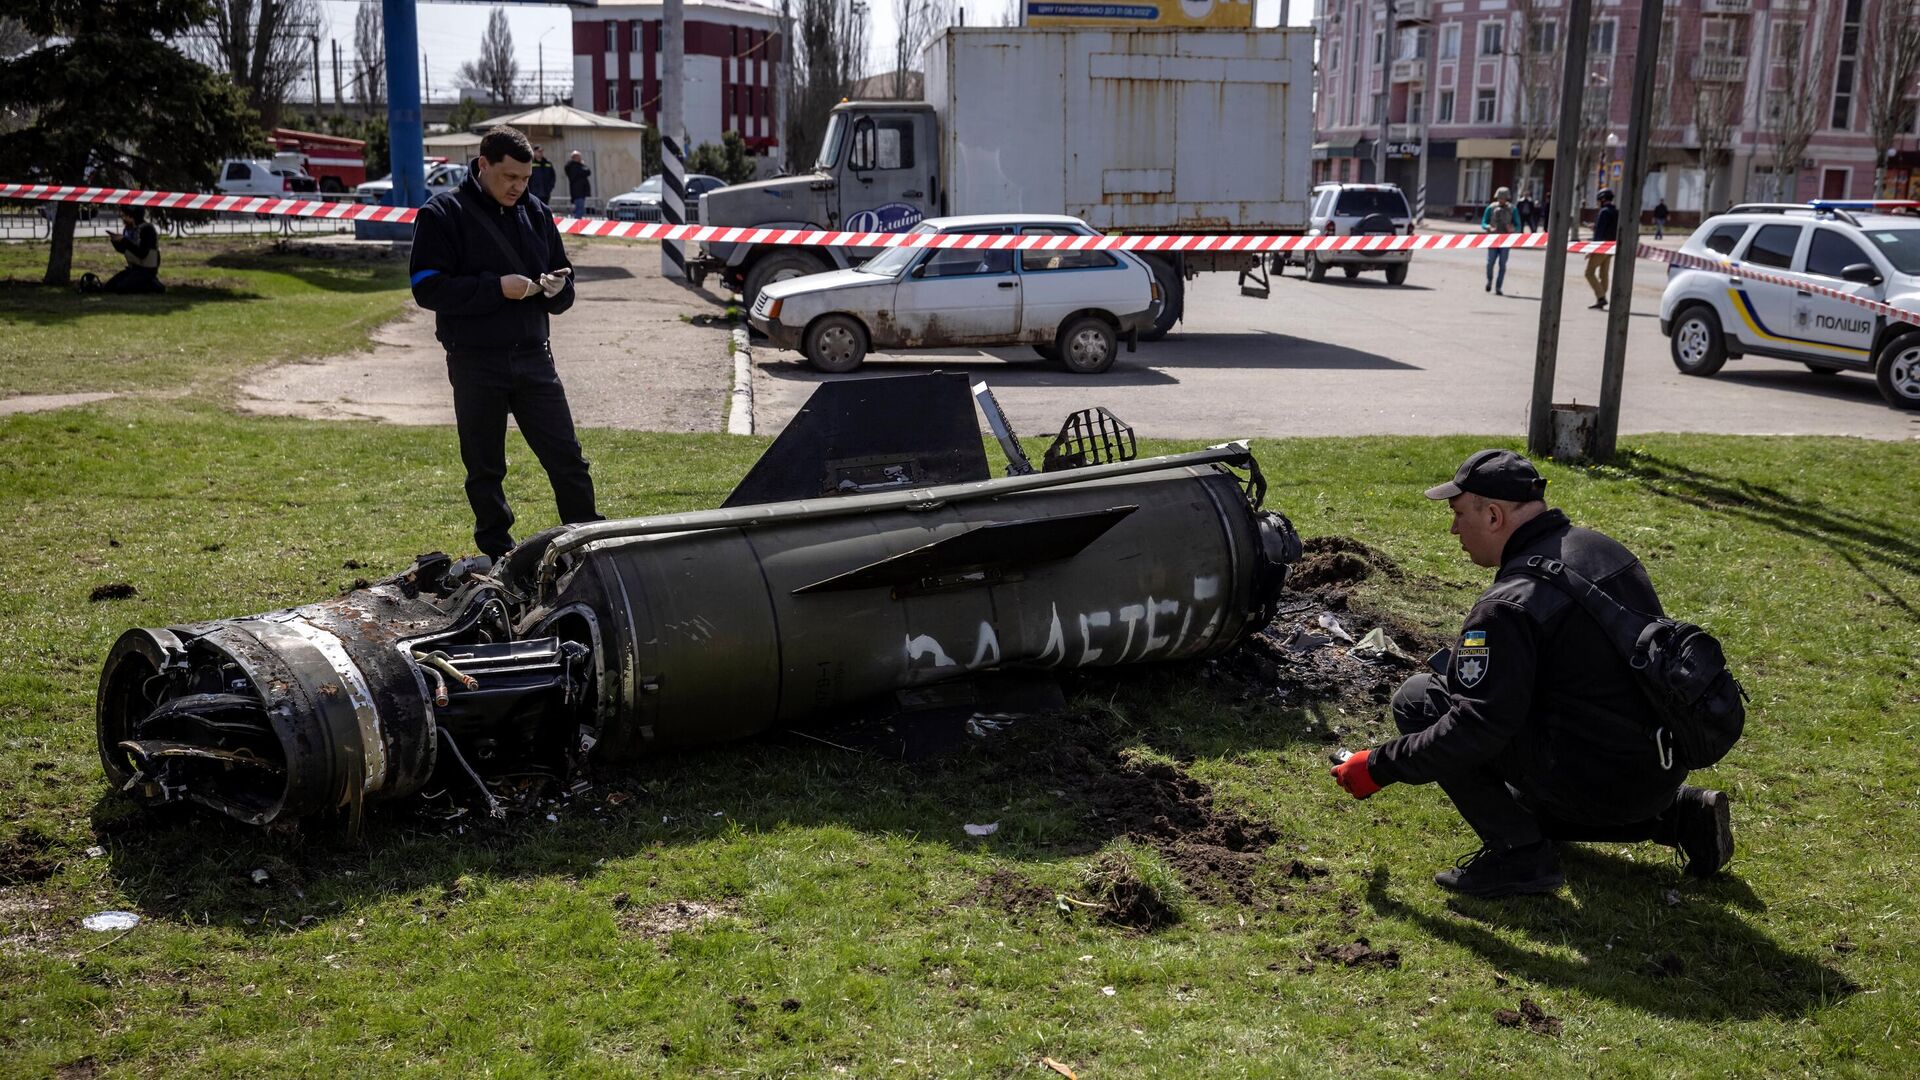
top-left (1372, 91), bottom-right (1386, 123)
top-left (605, 21), bottom-right (618, 51)
top-left (1463, 159), bottom-right (1492, 204)
top-left (1329, 38), bottom-right (1341, 70)
top-left (1475, 87), bottom-right (1497, 123)
top-left (1591, 18), bottom-right (1616, 56)
top-left (1479, 22), bottom-right (1504, 58)
top-left (1441, 24), bottom-right (1460, 61)
top-left (1439, 89), bottom-right (1456, 123)
top-left (1527, 18), bottom-right (1557, 56)
top-left (1374, 31), bottom-right (1385, 65)
top-left (631, 22), bottom-right (642, 52)
top-left (1702, 17), bottom-right (1747, 57)
top-left (1773, 22), bottom-right (1802, 63)
top-left (605, 80), bottom-right (618, 113)
top-left (1832, 0), bottom-right (1863, 130)
top-left (1399, 27), bottom-right (1428, 61)
top-left (1410, 90), bottom-right (1424, 125)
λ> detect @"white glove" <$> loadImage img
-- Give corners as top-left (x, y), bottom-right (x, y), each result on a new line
top-left (538, 268), bottom-right (572, 298)
top-left (500, 274), bottom-right (537, 300)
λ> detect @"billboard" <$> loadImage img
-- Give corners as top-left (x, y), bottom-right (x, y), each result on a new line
top-left (1023, 0), bottom-right (1256, 29)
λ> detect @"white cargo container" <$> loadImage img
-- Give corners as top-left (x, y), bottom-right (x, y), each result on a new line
top-left (923, 28), bottom-right (1311, 236)
top-left (697, 26), bottom-right (1316, 337)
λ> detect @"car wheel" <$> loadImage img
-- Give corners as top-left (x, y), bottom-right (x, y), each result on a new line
top-left (805, 315), bottom-right (867, 374)
top-left (1139, 255), bottom-right (1182, 341)
top-left (1802, 362), bottom-right (1841, 375)
top-left (742, 251), bottom-right (827, 310)
top-left (1385, 263), bottom-right (1409, 286)
top-left (1057, 316), bottom-right (1118, 375)
top-left (1033, 344), bottom-right (1060, 362)
top-left (1669, 305), bottom-right (1728, 377)
top-left (1304, 252), bottom-right (1327, 283)
top-left (1875, 332), bottom-right (1920, 409)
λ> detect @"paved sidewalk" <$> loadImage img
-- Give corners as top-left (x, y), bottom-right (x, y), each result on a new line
top-left (241, 240), bottom-right (736, 432)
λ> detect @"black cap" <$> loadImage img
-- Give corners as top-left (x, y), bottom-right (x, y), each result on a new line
top-left (1597, 188), bottom-right (1616, 202)
top-left (1424, 449), bottom-right (1548, 502)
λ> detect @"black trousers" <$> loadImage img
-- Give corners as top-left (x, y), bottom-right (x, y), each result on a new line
top-left (1391, 671), bottom-right (1683, 850)
top-left (104, 266), bottom-right (164, 294)
top-left (445, 342), bottom-right (601, 559)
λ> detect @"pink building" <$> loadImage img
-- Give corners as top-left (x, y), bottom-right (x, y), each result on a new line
top-left (571, 0), bottom-right (784, 153)
top-left (1312, 0), bottom-right (1910, 222)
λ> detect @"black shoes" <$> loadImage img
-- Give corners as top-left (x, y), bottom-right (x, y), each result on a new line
top-left (1673, 786), bottom-right (1735, 878)
top-left (1435, 840), bottom-right (1564, 898)
top-left (1589, 299), bottom-right (1607, 310)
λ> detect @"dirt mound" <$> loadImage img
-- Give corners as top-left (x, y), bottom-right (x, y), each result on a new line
top-left (1313, 937), bottom-right (1401, 969)
top-left (969, 868), bottom-right (1056, 916)
top-left (0, 827), bottom-right (62, 886)
top-left (1082, 847), bottom-right (1182, 931)
top-left (1494, 998), bottom-right (1563, 1036)
top-left (1287, 536), bottom-right (1403, 592)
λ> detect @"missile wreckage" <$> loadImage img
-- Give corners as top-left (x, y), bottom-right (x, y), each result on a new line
top-left (97, 374), bottom-right (1301, 828)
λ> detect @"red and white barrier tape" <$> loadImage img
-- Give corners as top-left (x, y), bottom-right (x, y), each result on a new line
top-left (1, 182), bottom-right (1606, 253)
top-left (10, 181), bottom-right (1911, 326)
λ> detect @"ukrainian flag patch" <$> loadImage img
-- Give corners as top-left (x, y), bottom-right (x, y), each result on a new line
top-left (1461, 630), bottom-right (1487, 648)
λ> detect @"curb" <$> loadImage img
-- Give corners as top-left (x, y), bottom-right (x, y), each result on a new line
top-left (727, 327), bottom-right (754, 436)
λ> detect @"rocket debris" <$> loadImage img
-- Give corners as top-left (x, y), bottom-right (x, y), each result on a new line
top-left (96, 374), bottom-right (1301, 828)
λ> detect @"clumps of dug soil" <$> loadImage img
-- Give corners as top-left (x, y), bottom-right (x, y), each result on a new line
top-left (1494, 998), bottom-right (1563, 1036)
top-left (88, 582), bottom-right (137, 602)
top-left (1285, 535), bottom-right (1403, 593)
top-left (1079, 840), bottom-right (1186, 931)
top-left (612, 895), bottom-right (737, 943)
top-left (1313, 937), bottom-right (1402, 969)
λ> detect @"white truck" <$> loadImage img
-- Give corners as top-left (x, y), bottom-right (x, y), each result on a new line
top-left (695, 26), bottom-right (1313, 337)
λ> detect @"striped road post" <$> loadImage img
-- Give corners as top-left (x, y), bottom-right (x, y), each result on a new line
top-left (660, 134), bottom-right (687, 279)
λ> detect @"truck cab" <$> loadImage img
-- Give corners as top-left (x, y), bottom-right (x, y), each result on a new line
top-left (697, 102), bottom-right (939, 305)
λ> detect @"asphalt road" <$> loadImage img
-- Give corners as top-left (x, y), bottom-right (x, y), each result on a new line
top-left (751, 244), bottom-right (1920, 442)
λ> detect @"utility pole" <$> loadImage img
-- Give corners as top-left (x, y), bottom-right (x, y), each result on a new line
top-left (663, 0), bottom-right (687, 278)
top-left (665, 0), bottom-right (685, 146)
top-left (333, 39), bottom-right (343, 109)
top-left (1525, 0), bottom-right (1593, 457)
top-left (1595, 0), bottom-right (1666, 459)
top-left (384, 0), bottom-right (426, 211)
top-left (312, 34), bottom-right (322, 112)
top-left (1416, 2), bottom-right (1433, 225)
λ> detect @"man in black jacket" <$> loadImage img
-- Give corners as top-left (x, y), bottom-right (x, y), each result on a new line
top-left (101, 206), bottom-right (164, 294)
top-left (1585, 187), bottom-right (1619, 310)
top-left (564, 150), bottom-right (591, 218)
top-left (1329, 450), bottom-right (1734, 897)
top-left (409, 125), bottom-right (601, 563)
top-left (529, 145), bottom-right (557, 205)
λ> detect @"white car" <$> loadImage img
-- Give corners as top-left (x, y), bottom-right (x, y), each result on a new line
top-left (216, 159), bottom-right (319, 196)
top-left (1284, 182), bottom-right (1415, 285)
top-left (355, 163), bottom-right (467, 204)
top-left (606, 173), bottom-right (726, 222)
top-left (1660, 201), bottom-right (1920, 409)
top-left (748, 214), bottom-right (1162, 375)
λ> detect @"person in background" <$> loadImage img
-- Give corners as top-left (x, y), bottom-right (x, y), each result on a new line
top-left (88, 205), bottom-right (164, 294)
top-left (529, 145), bottom-right (558, 206)
top-left (1515, 191), bottom-right (1537, 233)
top-left (1481, 186), bottom-right (1518, 296)
top-left (565, 150), bottom-right (591, 219)
top-left (1652, 199), bottom-right (1670, 241)
top-left (1586, 188), bottom-right (1619, 310)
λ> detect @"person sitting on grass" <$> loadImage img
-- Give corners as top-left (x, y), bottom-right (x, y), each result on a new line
top-left (81, 206), bottom-right (165, 295)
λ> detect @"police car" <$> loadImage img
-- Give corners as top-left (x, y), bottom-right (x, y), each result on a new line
top-left (1659, 201), bottom-right (1920, 409)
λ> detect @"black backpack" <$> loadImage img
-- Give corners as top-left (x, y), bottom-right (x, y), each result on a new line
top-left (1512, 555), bottom-right (1748, 771)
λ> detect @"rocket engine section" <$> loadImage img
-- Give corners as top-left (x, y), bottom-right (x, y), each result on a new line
top-left (97, 375), bottom-right (1300, 828)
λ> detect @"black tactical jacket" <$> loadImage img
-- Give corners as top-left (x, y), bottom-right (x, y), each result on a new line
top-left (408, 168), bottom-right (575, 348)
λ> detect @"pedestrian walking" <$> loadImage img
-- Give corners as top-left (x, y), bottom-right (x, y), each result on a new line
top-left (1540, 192), bottom-right (1552, 234)
top-left (1652, 199), bottom-right (1670, 241)
top-left (529, 145), bottom-right (557, 205)
top-left (1328, 450), bottom-right (1735, 898)
top-left (1481, 186), bottom-right (1518, 296)
top-left (1586, 188), bottom-right (1619, 310)
top-left (1515, 192), bottom-right (1537, 233)
top-left (565, 150), bottom-right (592, 218)
top-left (409, 126), bottom-right (603, 562)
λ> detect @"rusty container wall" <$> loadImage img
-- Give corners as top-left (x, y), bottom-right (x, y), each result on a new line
top-left (923, 27), bottom-right (1313, 233)
top-left (559, 465), bottom-right (1270, 758)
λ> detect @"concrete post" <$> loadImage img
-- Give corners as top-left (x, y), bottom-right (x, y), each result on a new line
top-left (1595, 0), bottom-right (1667, 460)
top-left (1525, 0), bottom-right (1593, 457)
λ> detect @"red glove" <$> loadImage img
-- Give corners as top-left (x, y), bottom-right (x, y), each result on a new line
top-left (1330, 749), bottom-right (1382, 799)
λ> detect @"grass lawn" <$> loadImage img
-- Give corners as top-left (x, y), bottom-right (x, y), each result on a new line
top-left (0, 237), bottom-right (410, 398)
top-left (1, 394), bottom-right (1915, 1076)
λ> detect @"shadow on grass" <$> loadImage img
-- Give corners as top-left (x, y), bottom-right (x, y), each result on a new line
top-left (1364, 853), bottom-right (1857, 1021)
top-left (0, 281), bottom-right (263, 325)
top-left (1580, 450), bottom-right (1920, 622)
top-left (204, 250), bottom-right (407, 294)
top-left (89, 665), bottom-right (1333, 933)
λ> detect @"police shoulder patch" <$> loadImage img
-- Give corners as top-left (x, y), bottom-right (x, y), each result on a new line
top-left (1455, 629), bottom-right (1490, 688)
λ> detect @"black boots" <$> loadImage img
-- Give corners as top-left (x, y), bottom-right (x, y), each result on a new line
top-left (1672, 786), bottom-right (1735, 878)
top-left (1434, 840), bottom-right (1564, 898)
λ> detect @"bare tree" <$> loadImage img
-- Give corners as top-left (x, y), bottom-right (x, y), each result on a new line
top-left (458, 8), bottom-right (520, 105)
top-left (0, 16), bottom-right (39, 59)
top-left (1510, 0), bottom-right (1563, 201)
top-left (785, 0), bottom-right (869, 169)
top-left (1692, 82), bottom-right (1739, 213)
top-left (1761, 12), bottom-right (1834, 203)
top-left (185, 0), bottom-right (320, 130)
top-left (352, 0), bottom-right (383, 112)
top-left (1865, 0), bottom-right (1920, 197)
top-left (890, 0), bottom-right (952, 99)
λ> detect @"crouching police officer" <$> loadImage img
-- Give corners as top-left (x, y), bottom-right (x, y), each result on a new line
top-left (409, 125), bottom-right (602, 562)
top-left (1328, 450), bottom-right (1735, 898)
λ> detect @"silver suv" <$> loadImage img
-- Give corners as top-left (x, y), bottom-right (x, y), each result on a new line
top-left (1659, 201), bottom-right (1920, 409)
top-left (1284, 183), bottom-right (1414, 285)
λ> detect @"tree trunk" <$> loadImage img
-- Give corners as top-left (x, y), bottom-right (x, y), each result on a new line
top-left (1874, 164), bottom-right (1887, 198)
top-left (43, 201), bottom-right (78, 286)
